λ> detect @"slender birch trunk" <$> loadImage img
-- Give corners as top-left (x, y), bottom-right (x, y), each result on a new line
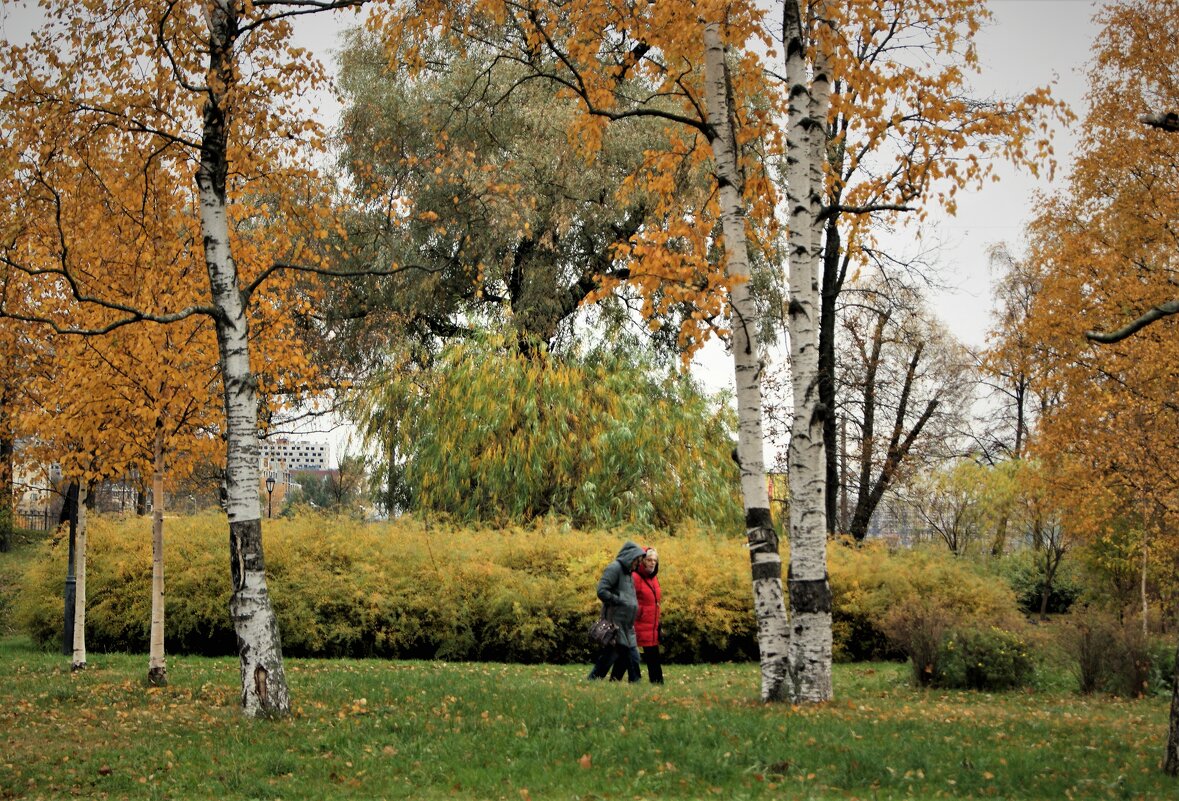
top-left (199, 0), bottom-right (289, 717)
top-left (147, 422), bottom-right (167, 686)
top-left (70, 484), bottom-right (88, 671)
top-left (783, 0), bottom-right (833, 703)
top-left (702, 22), bottom-right (790, 702)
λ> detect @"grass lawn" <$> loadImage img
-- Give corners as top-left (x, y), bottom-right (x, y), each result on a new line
top-left (0, 636), bottom-right (1172, 801)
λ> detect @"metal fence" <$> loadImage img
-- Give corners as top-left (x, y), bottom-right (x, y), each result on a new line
top-left (16, 509), bottom-right (54, 532)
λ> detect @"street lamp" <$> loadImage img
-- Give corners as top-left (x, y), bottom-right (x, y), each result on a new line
top-left (265, 475), bottom-right (275, 518)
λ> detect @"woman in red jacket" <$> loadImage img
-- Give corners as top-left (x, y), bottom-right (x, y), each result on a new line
top-left (612, 547), bottom-right (662, 683)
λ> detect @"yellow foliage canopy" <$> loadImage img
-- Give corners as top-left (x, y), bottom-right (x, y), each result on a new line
top-left (0, 1), bottom-right (341, 484)
top-left (1019, 0), bottom-right (1179, 546)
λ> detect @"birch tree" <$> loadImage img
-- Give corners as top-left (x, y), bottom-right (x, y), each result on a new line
top-left (702, 23), bottom-right (792, 700)
top-left (0, 0), bottom-right (361, 717)
top-left (777, 0), bottom-right (1066, 535)
top-left (70, 484), bottom-right (88, 671)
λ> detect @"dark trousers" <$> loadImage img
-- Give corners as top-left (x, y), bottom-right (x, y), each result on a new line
top-left (590, 643), bottom-right (640, 682)
top-left (643, 645), bottom-right (664, 684)
top-left (610, 644), bottom-right (662, 683)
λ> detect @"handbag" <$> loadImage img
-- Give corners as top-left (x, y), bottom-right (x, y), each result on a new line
top-left (588, 615), bottom-right (619, 647)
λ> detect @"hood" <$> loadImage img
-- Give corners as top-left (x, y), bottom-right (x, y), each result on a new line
top-left (615, 540), bottom-right (646, 573)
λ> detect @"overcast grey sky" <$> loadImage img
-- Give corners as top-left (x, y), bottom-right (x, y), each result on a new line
top-left (920, 0), bottom-right (1098, 348)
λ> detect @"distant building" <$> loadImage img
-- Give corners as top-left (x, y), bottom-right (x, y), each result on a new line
top-left (260, 437), bottom-right (330, 472)
top-left (11, 439), bottom-right (59, 515)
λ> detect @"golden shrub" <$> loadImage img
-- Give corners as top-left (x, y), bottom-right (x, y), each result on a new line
top-left (828, 539), bottom-right (1025, 662)
top-left (15, 513), bottom-right (757, 662)
top-left (16, 517), bottom-right (1022, 664)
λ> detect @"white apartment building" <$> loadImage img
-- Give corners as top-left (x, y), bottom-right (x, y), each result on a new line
top-left (260, 438), bottom-right (330, 472)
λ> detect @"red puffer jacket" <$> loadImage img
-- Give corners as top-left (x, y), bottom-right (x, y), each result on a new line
top-left (632, 562), bottom-right (661, 647)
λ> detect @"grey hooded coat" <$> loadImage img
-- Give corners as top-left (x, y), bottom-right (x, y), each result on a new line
top-left (596, 540), bottom-right (645, 648)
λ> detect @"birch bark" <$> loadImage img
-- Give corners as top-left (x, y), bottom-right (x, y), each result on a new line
top-left (70, 484), bottom-right (87, 671)
top-left (199, 0), bottom-right (289, 717)
top-left (147, 422), bottom-right (167, 686)
top-left (702, 22), bottom-right (790, 702)
top-left (783, 0), bottom-right (833, 703)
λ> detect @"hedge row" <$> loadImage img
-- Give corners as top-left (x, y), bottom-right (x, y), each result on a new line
top-left (16, 513), bottom-right (1024, 663)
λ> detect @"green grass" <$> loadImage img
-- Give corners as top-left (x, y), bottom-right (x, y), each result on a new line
top-left (0, 636), bottom-right (1172, 801)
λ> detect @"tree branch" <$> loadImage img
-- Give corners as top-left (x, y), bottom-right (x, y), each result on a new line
top-left (241, 0), bottom-right (367, 32)
top-left (243, 261), bottom-right (446, 304)
top-left (157, 0), bottom-right (208, 94)
top-left (820, 202), bottom-right (914, 221)
top-left (0, 304), bottom-right (215, 337)
top-left (1085, 299), bottom-right (1179, 343)
top-left (1140, 110), bottom-right (1179, 132)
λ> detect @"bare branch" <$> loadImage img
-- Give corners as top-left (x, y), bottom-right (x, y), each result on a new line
top-left (820, 202), bottom-right (915, 220)
top-left (1140, 110), bottom-right (1179, 132)
top-left (1085, 298), bottom-right (1179, 343)
top-left (241, 0), bottom-right (366, 32)
top-left (0, 304), bottom-right (214, 337)
top-left (241, 260), bottom-right (447, 303)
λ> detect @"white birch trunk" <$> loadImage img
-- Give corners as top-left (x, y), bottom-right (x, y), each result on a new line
top-left (199, 0), bottom-right (289, 717)
top-left (147, 423), bottom-right (167, 686)
top-left (70, 484), bottom-right (88, 671)
top-left (703, 22), bottom-right (790, 702)
top-left (783, 0), bottom-right (833, 703)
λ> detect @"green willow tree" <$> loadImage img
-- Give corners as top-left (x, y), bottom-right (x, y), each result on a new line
top-left (358, 336), bottom-right (741, 530)
top-left (326, 28), bottom-right (710, 373)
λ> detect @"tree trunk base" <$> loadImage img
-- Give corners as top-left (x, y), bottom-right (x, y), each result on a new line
top-left (146, 666), bottom-right (168, 687)
top-left (70, 661), bottom-right (86, 672)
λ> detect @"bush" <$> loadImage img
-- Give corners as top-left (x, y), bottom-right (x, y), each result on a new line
top-left (15, 516), bottom-right (1032, 667)
top-left (1066, 613), bottom-right (1116, 694)
top-left (1150, 640), bottom-right (1177, 695)
top-left (879, 597), bottom-right (955, 686)
top-left (15, 513), bottom-right (758, 663)
top-left (0, 507), bottom-right (11, 553)
top-left (997, 551), bottom-right (1082, 616)
top-left (933, 627), bottom-right (1036, 691)
top-left (830, 540), bottom-right (1024, 662)
top-left (1060, 610), bottom-right (1171, 697)
top-left (1105, 624), bottom-right (1152, 698)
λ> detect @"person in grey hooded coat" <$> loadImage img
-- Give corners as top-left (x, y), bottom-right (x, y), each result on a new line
top-left (587, 540), bottom-right (645, 681)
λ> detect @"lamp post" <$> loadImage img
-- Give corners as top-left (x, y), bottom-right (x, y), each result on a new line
top-left (265, 475), bottom-right (275, 519)
top-left (61, 481), bottom-right (79, 655)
